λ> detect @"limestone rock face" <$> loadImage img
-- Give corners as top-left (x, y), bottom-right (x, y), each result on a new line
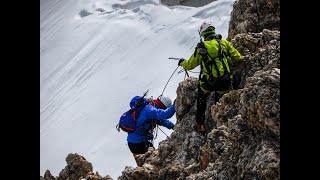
top-left (42, 0), bottom-right (280, 179)
top-left (40, 153), bottom-right (113, 180)
top-left (119, 0), bottom-right (280, 177)
top-left (40, 170), bottom-right (56, 180)
top-left (119, 68), bottom-right (279, 179)
top-left (228, 0), bottom-right (280, 40)
top-left (231, 29), bottom-right (280, 89)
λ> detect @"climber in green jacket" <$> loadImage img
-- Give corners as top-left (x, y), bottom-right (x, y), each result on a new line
top-left (178, 21), bottom-right (242, 135)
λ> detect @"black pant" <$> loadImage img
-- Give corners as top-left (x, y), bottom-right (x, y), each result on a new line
top-left (128, 141), bottom-right (154, 154)
top-left (196, 83), bottom-right (230, 125)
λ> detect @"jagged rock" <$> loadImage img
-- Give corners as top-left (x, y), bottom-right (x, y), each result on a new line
top-left (231, 29), bottom-right (280, 55)
top-left (40, 170), bottom-right (56, 180)
top-left (57, 153), bottom-right (93, 180)
top-left (119, 32), bottom-right (280, 180)
top-left (175, 76), bottom-right (198, 120)
top-left (161, 0), bottom-right (216, 7)
top-left (41, 153), bottom-right (112, 180)
top-left (231, 29), bottom-right (280, 89)
top-left (44, 0), bottom-right (280, 178)
top-left (81, 172), bottom-right (113, 180)
top-left (119, 25), bottom-right (280, 177)
top-left (213, 68), bottom-right (280, 133)
top-left (118, 77), bottom-right (204, 180)
top-left (228, 0), bottom-right (280, 39)
top-left (120, 65), bottom-right (279, 179)
top-left (192, 68), bottom-right (280, 179)
top-left (118, 165), bottom-right (159, 180)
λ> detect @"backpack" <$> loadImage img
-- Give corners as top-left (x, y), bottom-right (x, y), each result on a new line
top-left (196, 34), bottom-right (233, 91)
top-left (117, 108), bottom-right (143, 133)
top-left (116, 91), bottom-right (149, 133)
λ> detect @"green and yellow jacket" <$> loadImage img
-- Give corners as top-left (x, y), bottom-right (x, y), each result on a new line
top-left (180, 37), bottom-right (242, 92)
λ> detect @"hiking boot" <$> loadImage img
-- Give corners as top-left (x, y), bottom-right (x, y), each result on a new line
top-left (196, 123), bottom-right (206, 136)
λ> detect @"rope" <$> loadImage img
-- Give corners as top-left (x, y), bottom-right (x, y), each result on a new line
top-left (185, 69), bottom-right (189, 78)
top-left (178, 69), bottom-right (200, 74)
top-left (160, 65), bottom-right (180, 97)
top-left (184, 70), bottom-right (187, 80)
top-left (158, 126), bottom-right (170, 139)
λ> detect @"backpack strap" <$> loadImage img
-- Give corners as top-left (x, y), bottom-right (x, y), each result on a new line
top-left (199, 36), bottom-right (230, 80)
top-left (198, 40), bottom-right (220, 79)
top-left (131, 110), bottom-right (137, 121)
top-left (216, 39), bottom-right (230, 75)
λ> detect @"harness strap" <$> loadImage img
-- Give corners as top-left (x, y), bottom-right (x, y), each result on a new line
top-left (216, 39), bottom-right (230, 75)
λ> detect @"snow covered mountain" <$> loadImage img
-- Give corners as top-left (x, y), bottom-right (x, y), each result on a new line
top-left (40, 0), bottom-right (235, 178)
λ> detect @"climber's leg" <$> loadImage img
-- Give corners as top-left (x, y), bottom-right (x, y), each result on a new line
top-left (128, 141), bottom-right (154, 166)
top-left (196, 86), bottom-right (210, 135)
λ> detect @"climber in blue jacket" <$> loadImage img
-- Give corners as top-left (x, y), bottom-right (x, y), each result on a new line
top-left (127, 95), bottom-right (175, 165)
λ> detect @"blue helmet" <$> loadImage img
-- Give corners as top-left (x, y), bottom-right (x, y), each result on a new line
top-left (130, 96), bottom-right (148, 109)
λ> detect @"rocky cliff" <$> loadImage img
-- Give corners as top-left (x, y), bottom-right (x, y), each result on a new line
top-left (40, 153), bottom-right (113, 180)
top-left (228, 0), bottom-right (280, 40)
top-left (118, 30), bottom-right (280, 178)
top-left (118, 0), bottom-right (280, 179)
top-left (41, 0), bottom-right (280, 179)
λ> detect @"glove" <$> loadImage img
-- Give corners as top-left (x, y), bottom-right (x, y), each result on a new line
top-left (178, 58), bottom-right (185, 66)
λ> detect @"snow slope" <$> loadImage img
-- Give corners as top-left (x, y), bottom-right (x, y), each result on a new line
top-left (40, 0), bottom-right (235, 178)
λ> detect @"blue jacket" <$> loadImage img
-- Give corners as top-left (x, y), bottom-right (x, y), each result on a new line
top-left (127, 96), bottom-right (175, 143)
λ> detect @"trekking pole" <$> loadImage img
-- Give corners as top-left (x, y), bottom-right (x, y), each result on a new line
top-left (168, 57), bottom-right (181, 60)
top-left (160, 65), bottom-right (180, 97)
top-left (178, 69), bottom-right (199, 74)
top-left (158, 126), bottom-right (170, 139)
top-left (169, 57), bottom-right (191, 78)
top-left (185, 69), bottom-right (189, 78)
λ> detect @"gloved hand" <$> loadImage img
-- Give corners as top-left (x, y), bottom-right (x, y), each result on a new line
top-left (178, 58), bottom-right (185, 66)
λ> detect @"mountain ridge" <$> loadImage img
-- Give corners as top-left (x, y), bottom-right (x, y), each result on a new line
top-left (41, 0), bottom-right (280, 179)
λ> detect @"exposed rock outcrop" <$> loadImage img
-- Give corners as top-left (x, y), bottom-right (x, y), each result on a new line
top-left (228, 0), bottom-right (280, 40)
top-left (40, 153), bottom-right (113, 180)
top-left (118, 0), bottom-right (280, 178)
top-left (231, 29), bottom-right (280, 89)
top-left (119, 65), bottom-right (279, 179)
top-left (42, 0), bottom-right (280, 179)
top-left (40, 170), bottom-right (56, 180)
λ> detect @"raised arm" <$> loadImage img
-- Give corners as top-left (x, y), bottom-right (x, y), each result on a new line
top-left (147, 105), bottom-right (175, 121)
top-left (225, 40), bottom-right (242, 63)
top-left (156, 119), bottom-right (174, 129)
top-left (180, 49), bottom-right (202, 70)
